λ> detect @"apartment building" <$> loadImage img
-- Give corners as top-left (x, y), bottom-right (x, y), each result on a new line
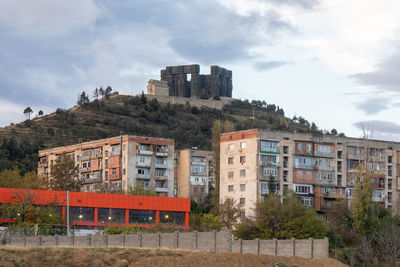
top-left (38, 135), bottom-right (175, 197)
top-left (220, 129), bottom-right (400, 218)
top-left (175, 149), bottom-right (214, 202)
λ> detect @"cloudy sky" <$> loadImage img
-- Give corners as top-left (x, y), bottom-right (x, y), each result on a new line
top-left (1, 0), bottom-right (400, 141)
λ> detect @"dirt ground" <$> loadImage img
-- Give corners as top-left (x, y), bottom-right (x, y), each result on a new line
top-left (0, 247), bottom-right (348, 267)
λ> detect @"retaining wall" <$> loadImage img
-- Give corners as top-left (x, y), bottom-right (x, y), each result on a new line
top-left (1, 231), bottom-right (329, 259)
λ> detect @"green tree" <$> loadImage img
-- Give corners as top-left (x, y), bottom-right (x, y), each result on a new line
top-left (267, 175), bottom-right (276, 195)
top-left (0, 191), bottom-right (63, 236)
top-left (23, 107), bottom-right (33, 120)
top-left (37, 110), bottom-right (43, 117)
top-left (215, 198), bottom-right (241, 230)
top-left (49, 153), bottom-right (81, 191)
top-left (235, 193), bottom-right (327, 240)
top-left (352, 165), bottom-right (374, 237)
top-left (0, 168), bottom-right (47, 189)
top-left (190, 213), bottom-right (223, 231)
top-left (330, 128), bottom-right (338, 136)
top-left (77, 91), bottom-right (90, 107)
top-left (92, 88), bottom-right (99, 100)
top-left (127, 184), bottom-right (156, 196)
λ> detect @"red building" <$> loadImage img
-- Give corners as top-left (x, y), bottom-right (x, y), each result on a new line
top-left (0, 188), bottom-right (190, 229)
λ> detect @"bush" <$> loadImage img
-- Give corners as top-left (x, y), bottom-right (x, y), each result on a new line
top-left (103, 225), bottom-right (141, 235)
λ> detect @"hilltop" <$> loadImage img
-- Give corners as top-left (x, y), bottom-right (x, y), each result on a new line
top-left (0, 93), bottom-right (318, 173)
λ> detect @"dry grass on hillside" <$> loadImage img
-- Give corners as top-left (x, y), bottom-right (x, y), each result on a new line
top-left (0, 247), bottom-right (347, 267)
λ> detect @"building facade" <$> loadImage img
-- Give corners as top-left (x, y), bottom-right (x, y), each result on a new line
top-left (38, 135), bottom-right (175, 197)
top-left (220, 129), bottom-right (400, 218)
top-left (175, 149), bottom-right (214, 202)
top-left (0, 188), bottom-right (190, 229)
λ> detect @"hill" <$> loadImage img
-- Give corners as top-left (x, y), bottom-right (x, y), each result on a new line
top-left (0, 93), bottom-right (317, 173)
top-left (0, 247), bottom-right (347, 267)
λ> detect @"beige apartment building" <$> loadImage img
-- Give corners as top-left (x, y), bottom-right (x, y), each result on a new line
top-left (220, 129), bottom-right (400, 218)
top-left (175, 149), bottom-right (214, 202)
top-left (38, 135), bottom-right (175, 197)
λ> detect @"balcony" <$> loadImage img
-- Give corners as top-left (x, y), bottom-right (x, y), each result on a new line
top-left (137, 173), bottom-right (151, 179)
top-left (81, 155), bottom-right (90, 161)
top-left (80, 167), bottom-right (91, 172)
top-left (155, 187), bottom-right (169, 193)
top-left (369, 156), bottom-right (385, 162)
top-left (90, 154), bottom-right (102, 159)
top-left (192, 161), bottom-right (206, 165)
top-left (155, 163), bottom-right (168, 169)
top-left (347, 153), bottom-right (364, 161)
top-left (259, 161), bottom-right (280, 167)
top-left (260, 146), bottom-right (280, 153)
top-left (294, 163), bottom-right (314, 169)
top-left (314, 151), bottom-right (335, 158)
top-left (83, 177), bottom-right (102, 184)
top-left (138, 150), bottom-right (153, 156)
top-left (136, 162), bottom-right (151, 168)
top-left (315, 165), bottom-right (334, 171)
top-left (155, 175), bottom-right (168, 181)
top-left (38, 162), bottom-right (47, 167)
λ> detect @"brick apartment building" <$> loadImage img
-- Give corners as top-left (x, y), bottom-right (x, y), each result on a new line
top-left (38, 135), bottom-right (175, 197)
top-left (175, 149), bottom-right (214, 202)
top-left (220, 129), bottom-right (400, 218)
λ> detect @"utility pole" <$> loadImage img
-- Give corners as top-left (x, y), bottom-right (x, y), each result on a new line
top-left (66, 191), bottom-right (70, 236)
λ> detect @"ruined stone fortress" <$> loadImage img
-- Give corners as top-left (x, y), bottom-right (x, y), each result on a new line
top-left (147, 64), bottom-right (233, 99)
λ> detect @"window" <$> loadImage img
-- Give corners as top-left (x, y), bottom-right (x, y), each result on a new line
top-left (317, 145), bottom-right (331, 153)
top-left (156, 169), bottom-right (165, 176)
top-left (194, 187), bottom-right (198, 192)
top-left (138, 168), bottom-right (148, 175)
top-left (70, 207), bottom-right (94, 222)
top-left (129, 210), bottom-right (155, 224)
top-left (160, 211), bottom-right (185, 225)
top-left (297, 170), bottom-right (303, 178)
top-left (140, 157), bottom-right (145, 163)
top-left (123, 144), bottom-right (126, 151)
top-left (306, 144), bottom-right (311, 153)
top-left (240, 198), bottom-right (245, 205)
top-left (112, 168), bottom-right (116, 176)
top-left (301, 197), bottom-right (313, 207)
top-left (260, 154), bottom-right (278, 165)
top-left (318, 173), bottom-right (322, 180)
top-left (193, 165), bottom-right (206, 174)
top-left (228, 171), bottom-right (234, 178)
top-left (156, 157), bottom-right (166, 164)
top-left (110, 157), bottom-right (113, 164)
top-left (228, 185), bottom-right (234, 192)
top-left (123, 169), bottom-right (126, 175)
top-left (200, 187), bottom-right (204, 192)
top-left (240, 156), bottom-right (246, 164)
top-left (297, 143), bottom-right (303, 151)
top-left (388, 155), bottom-right (393, 163)
top-left (228, 144), bottom-right (234, 151)
top-left (192, 156), bottom-right (205, 163)
top-left (240, 184), bottom-right (246, 191)
top-left (228, 157), bottom-right (234, 164)
top-left (240, 142), bottom-right (246, 149)
top-left (105, 171), bottom-right (108, 181)
top-left (98, 208), bottom-right (125, 224)
top-left (295, 185), bottom-right (311, 194)
top-left (264, 168), bottom-right (278, 177)
top-left (139, 144), bottom-right (151, 151)
top-left (283, 146), bottom-right (289, 154)
top-left (306, 171), bottom-right (311, 179)
top-left (240, 170), bottom-right (246, 177)
top-left (260, 141), bottom-right (278, 151)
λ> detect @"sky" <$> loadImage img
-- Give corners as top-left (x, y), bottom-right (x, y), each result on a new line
top-left (1, 0), bottom-right (400, 141)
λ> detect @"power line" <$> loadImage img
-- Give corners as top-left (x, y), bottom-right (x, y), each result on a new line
top-left (1, 0), bottom-right (370, 62)
top-left (0, 0), bottom-right (182, 32)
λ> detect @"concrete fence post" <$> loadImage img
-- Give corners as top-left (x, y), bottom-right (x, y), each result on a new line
top-left (324, 237), bottom-right (329, 258)
top-left (24, 236), bottom-right (26, 247)
top-left (55, 235), bottom-right (59, 246)
top-left (123, 234), bottom-right (126, 247)
top-left (256, 238), bottom-right (260, 255)
top-left (194, 231), bottom-right (198, 250)
top-left (273, 238), bottom-right (277, 255)
top-left (105, 234), bottom-right (108, 247)
top-left (228, 231), bottom-right (233, 252)
top-left (88, 234), bottom-right (92, 247)
top-left (72, 235), bottom-right (75, 247)
top-left (291, 238), bottom-right (295, 256)
top-left (239, 239), bottom-right (243, 253)
top-left (38, 236), bottom-right (42, 246)
top-left (309, 238), bottom-right (314, 259)
top-left (158, 232), bottom-right (161, 248)
top-left (139, 232), bottom-right (143, 248)
top-left (213, 230), bottom-right (217, 252)
top-left (175, 231), bottom-right (179, 249)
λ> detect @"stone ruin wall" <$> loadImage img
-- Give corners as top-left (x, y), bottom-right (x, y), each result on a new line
top-left (159, 64), bottom-right (233, 98)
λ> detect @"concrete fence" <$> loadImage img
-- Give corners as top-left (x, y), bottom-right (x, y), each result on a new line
top-left (1, 231), bottom-right (329, 259)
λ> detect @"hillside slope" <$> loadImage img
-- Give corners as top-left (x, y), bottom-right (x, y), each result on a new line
top-left (0, 94), bottom-right (311, 173)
